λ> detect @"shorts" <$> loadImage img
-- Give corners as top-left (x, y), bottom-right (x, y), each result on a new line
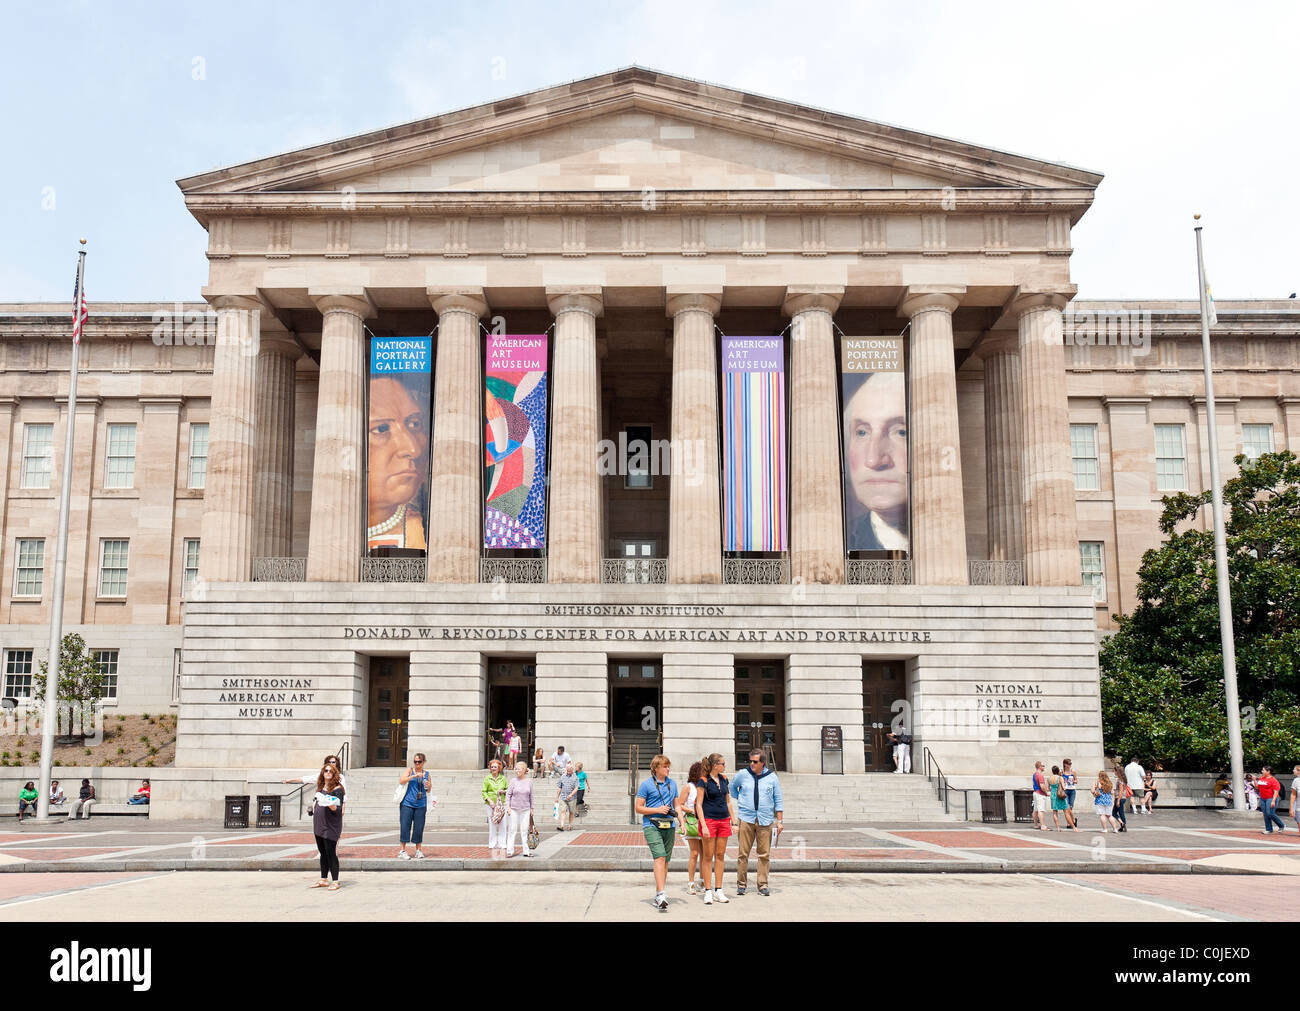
top-left (643, 824), bottom-right (676, 861)
top-left (1033, 793), bottom-right (1049, 813)
top-left (704, 817), bottom-right (732, 838)
top-left (561, 798), bottom-right (577, 816)
top-left (1129, 787), bottom-right (1145, 799)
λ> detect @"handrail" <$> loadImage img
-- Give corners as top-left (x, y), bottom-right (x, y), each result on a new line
top-left (626, 744), bottom-right (640, 826)
top-left (283, 781), bottom-right (309, 820)
top-left (335, 741), bottom-right (351, 772)
top-left (922, 747), bottom-right (969, 821)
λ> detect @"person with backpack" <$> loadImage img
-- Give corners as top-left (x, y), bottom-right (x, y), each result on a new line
top-left (729, 748), bottom-right (783, 896)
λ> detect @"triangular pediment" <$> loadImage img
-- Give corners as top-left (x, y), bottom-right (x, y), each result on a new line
top-left (178, 67), bottom-right (1102, 199)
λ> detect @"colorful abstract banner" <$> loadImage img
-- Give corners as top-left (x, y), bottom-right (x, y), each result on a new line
top-left (484, 335), bottom-right (548, 548)
top-left (840, 337), bottom-right (909, 553)
top-left (722, 337), bottom-right (786, 551)
top-left (367, 336), bottom-right (432, 553)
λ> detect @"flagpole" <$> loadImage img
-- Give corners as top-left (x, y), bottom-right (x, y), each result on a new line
top-left (36, 239), bottom-right (86, 820)
top-left (1193, 215), bottom-right (1245, 812)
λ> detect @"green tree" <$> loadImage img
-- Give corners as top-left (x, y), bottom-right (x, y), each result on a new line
top-left (33, 633), bottom-right (105, 740)
top-left (1100, 451), bottom-right (1300, 770)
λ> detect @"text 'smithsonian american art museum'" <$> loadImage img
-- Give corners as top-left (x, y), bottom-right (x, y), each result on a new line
top-left (3, 70), bottom-right (1298, 817)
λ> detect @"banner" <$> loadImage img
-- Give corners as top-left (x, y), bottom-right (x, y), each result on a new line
top-left (484, 335), bottom-right (548, 548)
top-left (840, 337), bottom-right (909, 552)
top-left (722, 337), bottom-right (786, 551)
top-left (367, 337), bottom-right (432, 552)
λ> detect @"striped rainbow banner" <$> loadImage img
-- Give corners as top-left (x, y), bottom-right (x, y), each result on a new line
top-left (722, 337), bottom-right (786, 551)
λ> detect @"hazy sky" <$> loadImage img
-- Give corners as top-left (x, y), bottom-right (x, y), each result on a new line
top-left (3, 1), bottom-right (1295, 302)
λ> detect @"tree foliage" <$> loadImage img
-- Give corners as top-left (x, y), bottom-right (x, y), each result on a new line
top-left (34, 633), bottom-right (105, 711)
top-left (1099, 451), bottom-right (1300, 770)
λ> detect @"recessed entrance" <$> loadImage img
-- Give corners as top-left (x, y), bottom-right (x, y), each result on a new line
top-left (486, 657), bottom-right (535, 768)
top-left (863, 660), bottom-right (907, 772)
top-left (366, 655), bottom-right (410, 767)
top-left (734, 661), bottom-right (785, 771)
top-left (608, 660), bottom-right (661, 769)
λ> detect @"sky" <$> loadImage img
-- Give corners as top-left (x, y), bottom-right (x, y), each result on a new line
top-left (2, 0), bottom-right (1296, 302)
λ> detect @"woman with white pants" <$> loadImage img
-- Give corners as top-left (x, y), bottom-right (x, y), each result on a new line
top-left (504, 762), bottom-right (534, 857)
top-left (482, 760), bottom-right (509, 854)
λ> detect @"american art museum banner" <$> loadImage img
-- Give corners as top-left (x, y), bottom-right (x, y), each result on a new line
top-left (721, 336), bottom-right (787, 552)
top-left (484, 334), bottom-right (549, 549)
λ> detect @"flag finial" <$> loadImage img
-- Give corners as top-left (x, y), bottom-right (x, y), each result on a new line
top-left (1193, 213), bottom-right (1201, 221)
top-left (79, 237), bottom-right (86, 245)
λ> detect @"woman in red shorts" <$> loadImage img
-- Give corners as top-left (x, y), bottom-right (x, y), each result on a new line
top-left (695, 752), bottom-right (739, 905)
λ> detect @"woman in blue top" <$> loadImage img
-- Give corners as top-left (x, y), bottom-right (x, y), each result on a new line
top-left (696, 752), bottom-right (738, 905)
top-left (1092, 770), bottom-right (1120, 833)
top-left (397, 753), bottom-right (432, 859)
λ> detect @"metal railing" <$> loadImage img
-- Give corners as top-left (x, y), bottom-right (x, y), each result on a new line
top-left (968, 559), bottom-right (1026, 586)
top-left (846, 559), bottom-right (913, 585)
top-left (626, 744), bottom-right (640, 826)
top-left (480, 558), bottom-right (547, 583)
top-left (361, 557), bottom-right (426, 582)
top-left (252, 557), bottom-right (306, 582)
top-left (335, 741), bottom-right (351, 772)
top-left (923, 746), bottom-right (968, 820)
top-left (722, 558), bottom-right (790, 584)
top-left (601, 558), bottom-right (667, 584)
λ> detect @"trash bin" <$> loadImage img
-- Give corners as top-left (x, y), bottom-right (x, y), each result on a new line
top-left (1012, 789), bottom-right (1034, 823)
top-left (224, 795), bottom-right (250, 828)
top-left (256, 794), bottom-right (281, 828)
top-left (980, 790), bottom-right (1007, 823)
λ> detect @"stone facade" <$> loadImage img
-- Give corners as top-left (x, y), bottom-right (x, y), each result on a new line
top-left (1, 70), bottom-right (1297, 778)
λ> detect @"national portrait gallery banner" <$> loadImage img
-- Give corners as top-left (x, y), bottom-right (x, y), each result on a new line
top-left (722, 337), bottom-right (786, 551)
top-left (366, 336), bottom-right (432, 553)
top-left (484, 334), bottom-right (548, 548)
top-left (840, 337), bottom-right (910, 552)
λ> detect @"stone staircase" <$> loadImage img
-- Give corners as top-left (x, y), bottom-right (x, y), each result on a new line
top-left (290, 767), bottom-right (955, 827)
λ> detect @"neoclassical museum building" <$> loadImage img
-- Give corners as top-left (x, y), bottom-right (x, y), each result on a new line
top-left (2, 69), bottom-right (1297, 783)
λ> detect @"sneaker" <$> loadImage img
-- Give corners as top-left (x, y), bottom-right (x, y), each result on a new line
top-left (522, 852), bottom-right (532, 858)
top-left (686, 881), bottom-right (699, 895)
top-left (758, 886), bottom-right (771, 896)
top-left (414, 849), bottom-right (426, 860)
top-left (713, 888), bottom-right (729, 904)
top-left (736, 885), bottom-right (746, 895)
top-left (655, 893), bottom-right (668, 912)
top-left (703, 890), bottom-right (713, 905)
top-left (397, 850), bottom-right (410, 860)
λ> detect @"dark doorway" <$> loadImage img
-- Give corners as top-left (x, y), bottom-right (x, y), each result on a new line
top-left (609, 660), bottom-right (661, 769)
top-left (863, 660), bottom-right (907, 772)
top-left (486, 658), bottom-right (535, 768)
top-left (734, 661), bottom-right (785, 771)
top-left (366, 656), bottom-right (410, 767)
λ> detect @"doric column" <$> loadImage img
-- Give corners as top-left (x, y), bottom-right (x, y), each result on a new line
top-left (306, 289), bottom-right (373, 582)
top-left (1011, 287), bottom-right (1081, 586)
top-left (546, 287), bottom-right (603, 583)
top-left (427, 288), bottom-right (487, 582)
top-left (251, 325), bottom-right (301, 561)
top-left (666, 288), bottom-right (722, 583)
top-left (782, 286), bottom-right (845, 584)
top-left (199, 295), bottom-right (262, 582)
top-left (975, 330), bottom-right (1024, 561)
top-left (899, 286), bottom-right (968, 585)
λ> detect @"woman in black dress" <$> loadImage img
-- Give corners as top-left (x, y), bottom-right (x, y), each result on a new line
top-left (311, 764), bottom-right (346, 891)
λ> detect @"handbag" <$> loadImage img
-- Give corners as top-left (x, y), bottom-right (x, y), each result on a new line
top-left (527, 814), bottom-right (540, 850)
top-left (492, 800), bottom-right (506, 824)
top-left (393, 783), bottom-right (407, 804)
top-left (683, 813), bottom-right (700, 838)
top-left (1055, 780), bottom-right (1066, 800)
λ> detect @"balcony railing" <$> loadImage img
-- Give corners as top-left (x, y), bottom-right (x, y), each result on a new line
top-left (846, 559), bottom-right (913, 585)
top-left (722, 558), bottom-right (790, 585)
top-left (361, 557), bottom-right (427, 582)
top-left (480, 558), bottom-right (547, 584)
top-left (601, 558), bottom-right (667, 584)
top-left (252, 557), bottom-right (306, 582)
top-left (968, 559), bottom-right (1026, 586)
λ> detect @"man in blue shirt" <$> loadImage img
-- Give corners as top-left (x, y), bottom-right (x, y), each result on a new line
top-left (634, 754), bottom-right (682, 911)
top-left (729, 749), bottom-right (784, 896)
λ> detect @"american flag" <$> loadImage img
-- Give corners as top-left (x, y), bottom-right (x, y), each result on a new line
top-left (71, 258), bottom-right (87, 344)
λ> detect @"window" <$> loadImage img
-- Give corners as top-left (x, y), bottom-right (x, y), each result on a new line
top-left (1154, 424), bottom-right (1187, 491)
top-left (98, 539), bottom-right (130, 597)
top-left (105, 423), bottom-right (137, 489)
top-left (188, 423), bottom-right (209, 489)
top-left (1070, 424), bottom-right (1099, 491)
top-left (1079, 542), bottom-right (1105, 602)
top-left (93, 649), bottom-right (119, 700)
top-left (615, 540), bottom-right (655, 583)
top-left (182, 539), bottom-right (200, 595)
top-left (624, 424), bottom-right (653, 489)
top-left (21, 423), bottom-right (53, 489)
top-left (171, 648), bottom-right (182, 705)
top-left (14, 538), bottom-right (45, 597)
top-left (1242, 423), bottom-right (1274, 461)
top-left (4, 649), bottom-right (34, 699)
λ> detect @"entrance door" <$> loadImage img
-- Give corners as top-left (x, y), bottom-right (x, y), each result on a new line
top-left (367, 656), bottom-right (410, 767)
top-left (608, 660), bottom-right (661, 769)
top-left (486, 658), bottom-right (536, 768)
top-left (863, 660), bottom-right (906, 772)
top-left (734, 662), bottom-right (784, 771)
